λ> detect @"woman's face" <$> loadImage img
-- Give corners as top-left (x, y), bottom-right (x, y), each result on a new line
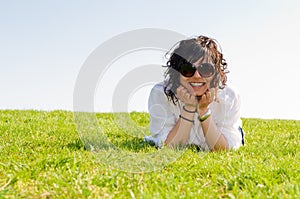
top-left (179, 58), bottom-right (214, 97)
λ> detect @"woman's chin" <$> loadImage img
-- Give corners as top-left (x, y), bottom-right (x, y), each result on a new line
top-left (192, 87), bottom-right (206, 96)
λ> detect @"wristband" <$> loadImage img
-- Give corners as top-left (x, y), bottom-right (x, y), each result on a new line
top-left (183, 105), bottom-right (197, 113)
top-left (198, 109), bottom-right (211, 122)
top-left (179, 115), bottom-right (194, 124)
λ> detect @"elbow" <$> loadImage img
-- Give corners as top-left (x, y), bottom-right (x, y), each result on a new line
top-left (211, 145), bottom-right (229, 152)
top-left (210, 140), bottom-right (229, 151)
top-left (164, 140), bottom-right (187, 149)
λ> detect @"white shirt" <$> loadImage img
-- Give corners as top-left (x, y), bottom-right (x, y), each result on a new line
top-left (145, 82), bottom-right (243, 150)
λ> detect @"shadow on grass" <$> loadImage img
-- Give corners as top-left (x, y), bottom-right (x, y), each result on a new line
top-left (64, 137), bottom-right (155, 153)
top-left (64, 139), bottom-right (85, 150)
top-left (110, 137), bottom-right (155, 152)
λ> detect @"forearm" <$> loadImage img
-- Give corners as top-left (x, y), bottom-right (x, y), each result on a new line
top-left (200, 115), bottom-right (229, 151)
top-left (165, 110), bottom-right (194, 147)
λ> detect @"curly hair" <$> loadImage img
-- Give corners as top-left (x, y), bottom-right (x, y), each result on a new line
top-left (163, 35), bottom-right (229, 105)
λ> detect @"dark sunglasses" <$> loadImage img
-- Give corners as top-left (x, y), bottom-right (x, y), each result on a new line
top-left (179, 62), bottom-right (216, 78)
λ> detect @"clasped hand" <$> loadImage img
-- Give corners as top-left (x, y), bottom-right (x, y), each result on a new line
top-left (176, 85), bottom-right (216, 113)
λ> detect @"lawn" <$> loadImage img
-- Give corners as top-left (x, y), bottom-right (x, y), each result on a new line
top-left (0, 110), bottom-right (299, 198)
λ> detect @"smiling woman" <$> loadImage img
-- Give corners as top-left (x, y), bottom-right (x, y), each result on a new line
top-left (145, 36), bottom-right (245, 151)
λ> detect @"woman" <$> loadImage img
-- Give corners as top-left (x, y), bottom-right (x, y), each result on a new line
top-left (145, 35), bottom-right (245, 151)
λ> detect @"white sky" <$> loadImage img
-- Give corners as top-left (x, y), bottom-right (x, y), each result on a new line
top-left (1, 0), bottom-right (300, 120)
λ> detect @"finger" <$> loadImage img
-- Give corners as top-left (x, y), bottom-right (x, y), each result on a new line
top-left (179, 88), bottom-right (187, 97)
top-left (206, 92), bottom-right (213, 103)
top-left (205, 91), bottom-right (210, 99)
top-left (201, 93), bottom-right (207, 101)
top-left (178, 85), bottom-right (192, 98)
top-left (185, 83), bottom-right (195, 96)
top-left (177, 86), bottom-right (190, 101)
top-left (187, 94), bottom-right (196, 103)
top-left (176, 86), bottom-right (184, 95)
top-left (180, 81), bottom-right (195, 96)
top-left (208, 89), bottom-right (216, 101)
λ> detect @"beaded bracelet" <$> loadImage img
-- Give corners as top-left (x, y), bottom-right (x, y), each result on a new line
top-left (179, 115), bottom-right (195, 124)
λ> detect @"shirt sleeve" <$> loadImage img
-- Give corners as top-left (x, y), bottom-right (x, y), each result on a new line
top-left (215, 87), bottom-right (243, 149)
top-left (146, 84), bottom-right (177, 148)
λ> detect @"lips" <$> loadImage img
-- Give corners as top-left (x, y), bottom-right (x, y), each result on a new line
top-left (190, 82), bottom-right (205, 87)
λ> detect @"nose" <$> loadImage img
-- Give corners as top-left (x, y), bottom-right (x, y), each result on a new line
top-left (193, 68), bottom-right (202, 78)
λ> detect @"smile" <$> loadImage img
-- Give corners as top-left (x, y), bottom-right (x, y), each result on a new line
top-left (190, 82), bottom-right (205, 87)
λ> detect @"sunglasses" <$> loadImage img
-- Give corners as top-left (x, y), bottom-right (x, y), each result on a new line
top-left (179, 62), bottom-right (216, 78)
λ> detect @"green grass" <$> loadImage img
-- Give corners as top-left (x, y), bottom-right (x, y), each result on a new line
top-left (0, 110), bottom-right (299, 198)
